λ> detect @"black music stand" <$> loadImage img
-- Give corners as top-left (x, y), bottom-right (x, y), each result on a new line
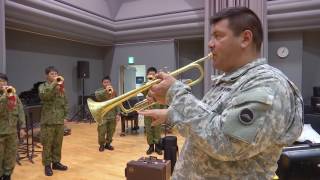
top-left (17, 105), bottom-right (42, 164)
top-left (120, 96), bottom-right (144, 136)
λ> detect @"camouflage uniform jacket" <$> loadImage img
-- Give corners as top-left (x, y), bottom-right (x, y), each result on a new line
top-left (0, 92), bottom-right (26, 134)
top-left (95, 88), bottom-right (119, 124)
top-left (39, 82), bottom-right (68, 125)
top-left (166, 58), bottom-right (303, 180)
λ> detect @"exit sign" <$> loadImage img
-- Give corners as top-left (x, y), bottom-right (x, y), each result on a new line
top-left (128, 57), bottom-right (135, 64)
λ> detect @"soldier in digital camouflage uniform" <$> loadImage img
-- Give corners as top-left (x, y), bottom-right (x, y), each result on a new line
top-left (95, 76), bottom-right (120, 152)
top-left (140, 7), bottom-right (303, 180)
top-left (39, 66), bottom-right (68, 176)
top-left (143, 67), bottom-right (165, 155)
top-left (0, 73), bottom-right (25, 180)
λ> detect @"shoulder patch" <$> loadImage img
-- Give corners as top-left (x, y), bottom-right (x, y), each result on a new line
top-left (239, 108), bottom-right (254, 125)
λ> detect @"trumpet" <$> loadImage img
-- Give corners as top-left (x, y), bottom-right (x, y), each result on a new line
top-left (118, 78), bottom-right (192, 115)
top-left (147, 75), bottom-right (156, 82)
top-left (55, 76), bottom-right (64, 85)
top-left (106, 86), bottom-right (114, 95)
top-left (1, 86), bottom-right (16, 97)
top-left (87, 53), bottom-right (212, 125)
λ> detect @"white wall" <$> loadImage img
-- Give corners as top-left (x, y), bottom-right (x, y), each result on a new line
top-left (111, 40), bottom-right (176, 93)
top-left (268, 32), bottom-right (303, 91)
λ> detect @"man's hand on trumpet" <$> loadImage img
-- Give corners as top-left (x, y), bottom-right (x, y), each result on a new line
top-left (138, 72), bottom-right (175, 127)
top-left (139, 109), bottom-right (168, 126)
top-left (146, 72), bottom-right (176, 105)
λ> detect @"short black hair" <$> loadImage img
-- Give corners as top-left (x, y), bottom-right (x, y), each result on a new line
top-left (147, 67), bottom-right (157, 74)
top-left (211, 7), bottom-right (263, 51)
top-left (0, 73), bottom-right (8, 82)
top-left (102, 76), bottom-right (111, 82)
top-left (45, 66), bottom-right (58, 75)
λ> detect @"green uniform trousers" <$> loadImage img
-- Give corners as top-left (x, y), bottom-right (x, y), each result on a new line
top-left (97, 119), bottom-right (116, 146)
top-left (41, 125), bottom-right (64, 166)
top-left (144, 118), bottom-right (161, 145)
top-left (0, 134), bottom-right (17, 176)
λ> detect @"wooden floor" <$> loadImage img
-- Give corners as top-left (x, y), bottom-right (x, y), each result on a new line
top-left (13, 121), bottom-right (184, 180)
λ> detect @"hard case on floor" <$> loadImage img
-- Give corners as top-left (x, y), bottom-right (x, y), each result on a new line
top-left (277, 143), bottom-right (320, 180)
top-left (125, 156), bottom-right (171, 180)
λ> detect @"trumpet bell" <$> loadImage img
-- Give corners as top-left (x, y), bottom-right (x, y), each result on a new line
top-left (1, 86), bottom-right (16, 97)
top-left (55, 76), bottom-right (64, 85)
top-left (106, 86), bottom-right (114, 95)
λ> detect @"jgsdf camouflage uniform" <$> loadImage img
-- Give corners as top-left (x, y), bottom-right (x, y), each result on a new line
top-left (166, 58), bottom-right (303, 180)
top-left (142, 87), bottom-right (165, 146)
top-left (95, 88), bottom-right (119, 146)
top-left (39, 82), bottom-right (68, 166)
top-left (144, 103), bottom-right (164, 145)
top-left (0, 92), bottom-right (25, 177)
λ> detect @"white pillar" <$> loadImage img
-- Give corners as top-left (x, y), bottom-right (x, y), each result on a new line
top-left (203, 0), bottom-right (267, 92)
top-left (0, 0), bottom-right (6, 73)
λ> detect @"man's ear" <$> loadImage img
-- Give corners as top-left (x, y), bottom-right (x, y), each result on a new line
top-left (240, 30), bottom-right (253, 49)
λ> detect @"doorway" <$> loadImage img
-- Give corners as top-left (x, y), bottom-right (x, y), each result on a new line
top-left (120, 65), bottom-right (146, 95)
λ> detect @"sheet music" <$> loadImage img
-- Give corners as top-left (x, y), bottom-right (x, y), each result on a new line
top-left (297, 124), bottom-right (320, 143)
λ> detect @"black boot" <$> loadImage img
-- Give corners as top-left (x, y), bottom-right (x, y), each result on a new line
top-left (155, 143), bottom-right (163, 155)
top-left (2, 175), bottom-right (11, 180)
top-left (99, 145), bottom-right (104, 152)
top-left (146, 144), bottom-right (154, 155)
top-left (52, 162), bottom-right (68, 171)
top-left (104, 143), bottom-right (114, 151)
top-left (45, 165), bottom-right (53, 176)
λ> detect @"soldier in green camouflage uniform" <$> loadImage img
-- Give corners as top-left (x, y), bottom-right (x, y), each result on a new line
top-left (95, 76), bottom-right (120, 152)
top-left (140, 7), bottom-right (303, 179)
top-left (0, 73), bottom-right (25, 180)
top-left (38, 66), bottom-right (68, 176)
top-left (143, 67), bottom-right (165, 155)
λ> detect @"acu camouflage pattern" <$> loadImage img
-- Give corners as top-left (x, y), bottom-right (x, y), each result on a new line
top-left (0, 92), bottom-right (25, 176)
top-left (166, 58), bottom-right (303, 180)
top-left (39, 82), bottom-right (68, 166)
top-left (95, 88), bottom-right (119, 145)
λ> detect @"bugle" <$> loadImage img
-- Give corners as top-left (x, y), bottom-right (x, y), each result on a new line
top-left (0, 86), bottom-right (16, 97)
top-left (55, 76), bottom-right (64, 85)
top-left (106, 86), bottom-right (113, 95)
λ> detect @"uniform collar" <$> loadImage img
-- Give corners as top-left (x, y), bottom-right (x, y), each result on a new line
top-left (213, 58), bottom-right (267, 85)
